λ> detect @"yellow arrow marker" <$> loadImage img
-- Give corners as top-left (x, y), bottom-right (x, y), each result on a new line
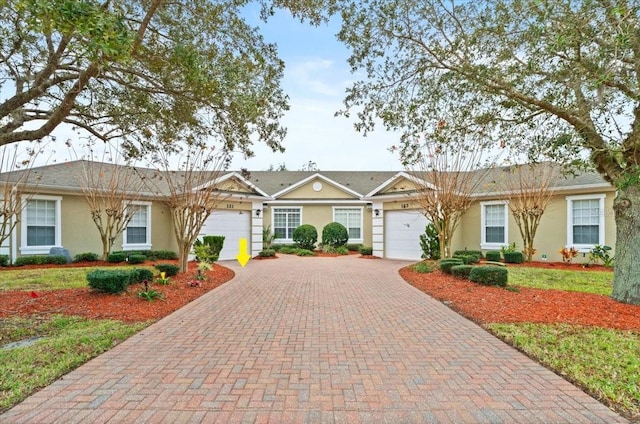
top-left (235, 238), bottom-right (251, 267)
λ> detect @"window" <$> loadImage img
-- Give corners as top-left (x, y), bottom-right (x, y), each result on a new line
top-left (20, 195), bottom-right (62, 254)
top-left (481, 201), bottom-right (508, 249)
top-left (272, 208), bottom-right (301, 240)
top-left (123, 202), bottom-right (151, 250)
top-left (333, 207), bottom-right (363, 241)
top-left (567, 194), bottom-right (605, 249)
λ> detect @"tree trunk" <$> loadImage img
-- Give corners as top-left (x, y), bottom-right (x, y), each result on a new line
top-left (178, 243), bottom-right (190, 274)
top-left (611, 185), bottom-right (640, 304)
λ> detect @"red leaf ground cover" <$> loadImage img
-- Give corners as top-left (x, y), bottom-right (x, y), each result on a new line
top-left (0, 261), bottom-right (234, 323)
top-left (400, 265), bottom-right (640, 331)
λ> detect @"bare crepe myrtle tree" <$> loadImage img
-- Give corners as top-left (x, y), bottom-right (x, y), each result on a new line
top-left (499, 163), bottom-right (558, 262)
top-left (148, 143), bottom-right (230, 273)
top-left (72, 142), bottom-right (146, 260)
top-left (410, 141), bottom-right (492, 259)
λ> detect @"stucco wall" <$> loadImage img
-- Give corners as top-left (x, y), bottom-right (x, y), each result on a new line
top-left (279, 180), bottom-right (356, 199)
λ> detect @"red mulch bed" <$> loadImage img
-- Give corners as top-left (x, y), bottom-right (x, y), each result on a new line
top-left (400, 265), bottom-right (640, 331)
top-left (0, 261), bottom-right (234, 323)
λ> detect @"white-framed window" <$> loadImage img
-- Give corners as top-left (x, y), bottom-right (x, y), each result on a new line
top-left (20, 195), bottom-right (62, 254)
top-left (333, 207), bottom-right (363, 242)
top-left (480, 201), bottom-right (508, 249)
top-left (122, 202), bottom-right (152, 250)
top-left (272, 207), bottom-right (301, 241)
top-left (566, 194), bottom-right (605, 250)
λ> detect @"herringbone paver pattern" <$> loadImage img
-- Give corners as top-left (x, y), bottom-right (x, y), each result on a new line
top-left (2, 255), bottom-right (626, 423)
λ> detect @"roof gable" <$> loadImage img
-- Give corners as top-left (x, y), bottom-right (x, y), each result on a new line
top-left (364, 172), bottom-right (433, 198)
top-left (272, 173), bottom-right (363, 199)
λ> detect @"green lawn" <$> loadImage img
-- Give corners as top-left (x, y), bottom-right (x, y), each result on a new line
top-left (508, 266), bottom-right (613, 295)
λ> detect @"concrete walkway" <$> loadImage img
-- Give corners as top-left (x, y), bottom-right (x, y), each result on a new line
top-left (3, 255), bottom-right (626, 423)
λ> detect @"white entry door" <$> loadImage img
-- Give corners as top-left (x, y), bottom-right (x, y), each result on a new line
top-left (384, 210), bottom-right (430, 260)
top-left (200, 210), bottom-right (251, 261)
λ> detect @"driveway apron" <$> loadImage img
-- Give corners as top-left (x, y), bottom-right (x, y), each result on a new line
top-left (2, 255), bottom-right (626, 423)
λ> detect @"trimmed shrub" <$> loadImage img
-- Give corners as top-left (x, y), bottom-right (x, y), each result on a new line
top-left (107, 252), bottom-right (127, 263)
top-left (128, 254), bottom-right (146, 265)
top-left (87, 269), bottom-right (131, 294)
top-left (439, 258), bottom-right (464, 274)
top-left (278, 246), bottom-right (298, 254)
top-left (258, 249), bottom-right (276, 257)
top-left (131, 268), bottom-right (154, 284)
top-left (335, 246), bottom-right (349, 255)
top-left (292, 224), bottom-right (318, 250)
top-left (451, 265), bottom-right (473, 279)
top-left (73, 252), bottom-right (100, 263)
top-left (14, 255), bottom-right (67, 266)
top-left (346, 243), bottom-right (362, 252)
top-left (503, 251), bottom-right (525, 264)
top-left (154, 263), bottom-right (180, 276)
top-left (359, 246), bottom-right (373, 255)
top-left (485, 251), bottom-right (502, 262)
top-left (469, 266), bottom-right (508, 287)
top-left (453, 254), bottom-right (474, 265)
top-left (413, 261), bottom-right (434, 273)
top-left (0, 254), bottom-right (9, 267)
top-left (296, 249), bottom-right (316, 256)
top-left (453, 250), bottom-right (483, 259)
top-left (321, 222), bottom-right (349, 248)
top-left (149, 250), bottom-right (178, 260)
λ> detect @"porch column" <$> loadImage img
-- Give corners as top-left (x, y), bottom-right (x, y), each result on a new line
top-left (251, 201), bottom-right (264, 257)
top-left (372, 202), bottom-right (384, 258)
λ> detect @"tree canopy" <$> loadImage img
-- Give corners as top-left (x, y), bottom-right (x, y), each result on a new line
top-left (0, 0), bottom-right (337, 157)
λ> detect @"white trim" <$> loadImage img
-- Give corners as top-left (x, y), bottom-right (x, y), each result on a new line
top-left (363, 171), bottom-right (434, 198)
top-left (20, 195), bottom-right (63, 255)
top-left (480, 200), bottom-right (509, 250)
top-left (332, 206), bottom-right (364, 243)
top-left (565, 193), bottom-right (606, 251)
top-left (122, 201), bottom-right (152, 251)
top-left (195, 171), bottom-right (272, 198)
top-left (271, 173), bottom-right (363, 199)
top-left (267, 199), bottom-right (369, 205)
top-left (471, 183), bottom-right (614, 199)
top-left (271, 206), bottom-right (303, 243)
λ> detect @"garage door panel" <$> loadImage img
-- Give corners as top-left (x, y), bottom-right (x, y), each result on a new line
top-left (200, 210), bottom-right (251, 261)
top-left (385, 210), bottom-right (429, 260)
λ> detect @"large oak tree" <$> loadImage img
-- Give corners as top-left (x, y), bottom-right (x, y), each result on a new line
top-left (338, 0), bottom-right (640, 304)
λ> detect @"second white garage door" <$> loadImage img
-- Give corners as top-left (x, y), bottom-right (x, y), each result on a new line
top-left (200, 210), bottom-right (251, 261)
top-left (384, 210), bottom-right (430, 260)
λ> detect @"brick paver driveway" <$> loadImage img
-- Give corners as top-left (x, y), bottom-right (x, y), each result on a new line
top-left (3, 255), bottom-right (626, 423)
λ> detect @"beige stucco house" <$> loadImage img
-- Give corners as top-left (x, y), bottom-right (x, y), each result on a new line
top-left (0, 160), bottom-right (616, 263)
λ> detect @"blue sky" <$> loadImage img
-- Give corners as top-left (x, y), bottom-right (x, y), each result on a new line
top-left (227, 7), bottom-right (404, 171)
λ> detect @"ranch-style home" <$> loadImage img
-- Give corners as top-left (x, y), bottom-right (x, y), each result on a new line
top-left (0, 160), bottom-right (616, 263)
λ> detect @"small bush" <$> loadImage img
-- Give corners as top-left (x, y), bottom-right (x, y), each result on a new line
top-left (453, 250), bottom-right (483, 259)
top-left (296, 249), bottom-right (316, 256)
top-left (469, 266), bottom-right (508, 287)
top-left (322, 245), bottom-right (337, 254)
top-left (270, 244), bottom-right (295, 252)
top-left (335, 246), bottom-right (349, 255)
top-left (258, 249), bottom-right (276, 257)
top-left (321, 222), bottom-right (349, 248)
top-left (439, 258), bottom-right (464, 274)
top-left (346, 243), bottom-right (362, 252)
top-left (359, 246), bottom-right (373, 255)
top-left (73, 252), bottom-right (100, 263)
top-left (154, 264), bottom-right (180, 276)
top-left (203, 235), bottom-right (225, 262)
top-left (420, 223), bottom-right (441, 260)
top-left (128, 254), bottom-right (146, 264)
top-left (14, 255), bottom-right (67, 266)
top-left (149, 250), bottom-right (178, 260)
top-left (292, 224), bottom-right (318, 250)
top-left (278, 246), bottom-right (298, 254)
top-left (452, 254), bottom-right (474, 265)
top-left (0, 254), bottom-right (10, 267)
top-left (485, 251), bottom-right (502, 262)
top-left (451, 265), bottom-right (473, 279)
top-left (503, 251), bottom-right (525, 264)
top-left (107, 252), bottom-right (127, 263)
top-left (413, 261), bottom-right (434, 273)
top-left (87, 269), bottom-right (131, 294)
top-left (131, 268), bottom-right (154, 284)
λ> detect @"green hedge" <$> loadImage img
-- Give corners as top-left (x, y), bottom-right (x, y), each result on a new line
top-left (0, 254), bottom-right (9, 267)
top-left (110, 250), bottom-right (178, 260)
top-left (451, 265), bottom-right (473, 278)
top-left (154, 263), bottom-right (180, 276)
top-left (73, 252), bottom-right (100, 262)
top-left (293, 224), bottom-right (318, 250)
top-left (346, 243), bottom-right (363, 252)
top-left (469, 266), bottom-right (508, 287)
top-left (503, 251), bottom-right (525, 264)
top-left (453, 250), bottom-right (483, 259)
top-left (107, 252), bottom-right (127, 263)
top-left (278, 246), bottom-right (298, 254)
top-left (14, 255), bottom-right (68, 266)
top-left (128, 254), bottom-right (147, 264)
top-left (87, 270), bottom-right (131, 293)
top-left (439, 258), bottom-right (464, 274)
top-left (485, 251), bottom-right (502, 262)
top-left (359, 246), bottom-right (373, 255)
top-left (258, 249), bottom-right (276, 257)
top-left (453, 254), bottom-right (479, 265)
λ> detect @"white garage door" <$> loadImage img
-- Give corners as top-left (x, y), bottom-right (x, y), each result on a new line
top-left (200, 210), bottom-right (251, 261)
top-left (385, 210), bottom-right (430, 260)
